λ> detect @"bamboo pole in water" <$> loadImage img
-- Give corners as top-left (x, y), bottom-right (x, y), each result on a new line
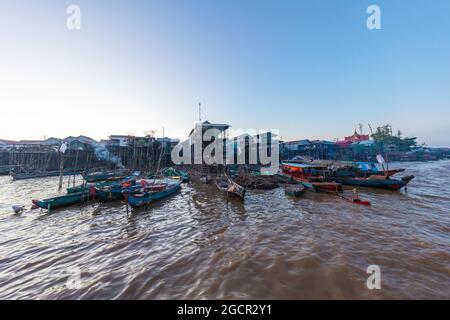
top-left (73, 149), bottom-right (79, 187)
top-left (58, 151), bottom-right (64, 191)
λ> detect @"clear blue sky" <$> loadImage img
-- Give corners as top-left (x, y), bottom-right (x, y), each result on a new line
top-left (1, 0), bottom-right (449, 146)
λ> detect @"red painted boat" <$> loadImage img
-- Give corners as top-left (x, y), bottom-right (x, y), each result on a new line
top-left (281, 163), bottom-right (343, 193)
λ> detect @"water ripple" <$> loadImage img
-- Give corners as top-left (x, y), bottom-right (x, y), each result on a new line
top-left (0, 161), bottom-right (450, 299)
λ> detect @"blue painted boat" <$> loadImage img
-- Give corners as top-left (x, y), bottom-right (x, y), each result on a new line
top-left (93, 174), bottom-right (140, 203)
top-left (355, 162), bottom-right (405, 177)
top-left (126, 180), bottom-right (181, 208)
top-left (333, 175), bottom-right (414, 190)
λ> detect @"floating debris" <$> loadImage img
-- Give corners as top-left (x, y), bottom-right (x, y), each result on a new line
top-left (11, 205), bottom-right (25, 214)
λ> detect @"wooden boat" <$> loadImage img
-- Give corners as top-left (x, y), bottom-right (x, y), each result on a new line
top-left (92, 175), bottom-right (141, 203)
top-left (282, 163), bottom-right (343, 193)
top-left (67, 185), bottom-right (90, 194)
top-left (94, 183), bottom-right (143, 203)
top-left (83, 169), bottom-right (130, 183)
top-left (355, 162), bottom-right (405, 177)
top-left (32, 191), bottom-right (91, 210)
top-left (284, 183), bottom-right (305, 197)
top-left (215, 176), bottom-right (230, 192)
top-left (66, 174), bottom-right (138, 200)
top-left (276, 172), bottom-right (295, 183)
top-left (11, 169), bottom-right (84, 181)
top-left (333, 175), bottom-right (414, 191)
top-left (215, 174), bottom-right (246, 200)
top-left (67, 177), bottom-right (131, 194)
top-left (94, 186), bottom-right (125, 203)
top-left (159, 167), bottom-right (190, 182)
top-left (67, 181), bottom-right (118, 194)
top-left (299, 180), bottom-right (342, 192)
top-left (126, 180), bottom-right (181, 208)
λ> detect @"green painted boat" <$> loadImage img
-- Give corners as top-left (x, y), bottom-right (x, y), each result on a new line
top-left (83, 169), bottom-right (130, 183)
top-left (94, 188), bottom-right (125, 203)
top-left (67, 185), bottom-right (89, 194)
top-left (32, 191), bottom-right (92, 210)
top-left (67, 180), bottom-right (120, 194)
top-left (152, 167), bottom-right (191, 182)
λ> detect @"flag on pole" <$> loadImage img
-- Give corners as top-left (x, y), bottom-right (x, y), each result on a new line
top-left (59, 142), bottom-right (68, 154)
top-left (376, 154), bottom-right (385, 165)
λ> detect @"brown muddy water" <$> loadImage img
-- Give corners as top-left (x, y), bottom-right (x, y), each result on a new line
top-left (0, 161), bottom-right (449, 299)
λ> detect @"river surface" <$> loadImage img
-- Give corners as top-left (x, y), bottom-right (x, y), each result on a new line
top-left (0, 161), bottom-right (449, 299)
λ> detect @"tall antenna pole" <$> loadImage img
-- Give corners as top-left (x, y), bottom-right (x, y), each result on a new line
top-left (198, 102), bottom-right (202, 123)
top-left (368, 123), bottom-right (374, 136)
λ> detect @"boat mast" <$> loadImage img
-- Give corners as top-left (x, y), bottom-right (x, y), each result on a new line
top-left (155, 126), bottom-right (165, 175)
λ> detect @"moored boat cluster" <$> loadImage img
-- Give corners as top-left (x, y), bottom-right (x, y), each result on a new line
top-left (27, 157), bottom-right (414, 214)
top-left (31, 168), bottom-right (189, 212)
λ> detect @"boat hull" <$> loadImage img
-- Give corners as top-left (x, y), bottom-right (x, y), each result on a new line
top-left (83, 170), bottom-right (130, 183)
top-left (300, 181), bottom-right (343, 193)
top-left (95, 189), bottom-right (124, 203)
top-left (12, 170), bottom-right (84, 181)
top-left (32, 191), bottom-right (91, 210)
top-left (127, 182), bottom-right (181, 208)
top-left (333, 175), bottom-right (414, 190)
top-left (164, 168), bottom-right (190, 182)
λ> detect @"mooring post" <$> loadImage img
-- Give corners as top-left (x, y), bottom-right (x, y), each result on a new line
top-left (125, 194), bottom-right (129, 216)
top-left (58, 151), bottom-right (65, 191)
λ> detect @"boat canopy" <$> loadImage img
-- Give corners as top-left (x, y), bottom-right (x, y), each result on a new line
top-left (356, 162), bottom-right (381, 172)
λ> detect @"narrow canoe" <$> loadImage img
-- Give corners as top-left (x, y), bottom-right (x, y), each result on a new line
top-left (160, 167), bottom-right (191, 182)
top-left (127, 181), bottom-right (181, 208)
top-left (32, 191), bottom-right (91, 210)
top-left (67, 185), bottom-right (91, 194)
top-left (299, 180), bottom-right (343, 193)
top-left (83, 170), bottom-right (130, 183)
top-left (93, 180), bottom-right (141, 203)
top-left (215, 177), bottom-right (229, 192)
top-left (67, 180), bottom-right (120, 194)
top-left (12, 170), bottom-right (85, 181)
top-left (333, 175), bottom-right (414, 191)
top-left (215, 174), bottom-right (246, 200)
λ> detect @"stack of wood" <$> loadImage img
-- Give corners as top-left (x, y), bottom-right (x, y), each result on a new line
top-left (234, 174), bottom-right (279, 190)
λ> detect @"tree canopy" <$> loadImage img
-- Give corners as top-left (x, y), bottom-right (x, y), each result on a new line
top-left (371, 124), bottom-right (417, 152)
